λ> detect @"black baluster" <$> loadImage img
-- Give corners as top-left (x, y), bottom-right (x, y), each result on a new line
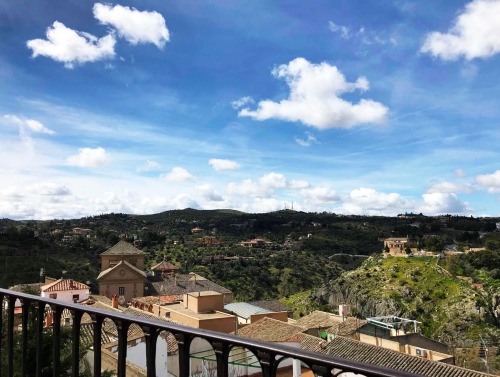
top-left (175, 333), bottom-right (192, 377)
top-left (52, 305), bottom-right (63, 377)
top-left (312, 364), bottom-right (330, 377)
top-left (7, 296), bottom-right (15, 377)
top-left (71, 311), bottom-right (83, 377)
top-left (21, 299), bottom-right (30, 377)
top-left (0, 294), bottom-right (3, 377)
top-left (142, 325), bottom-right (158, 377)
top-left (91, 314), bottom-right (104, 377)
top-left (212, 341), bottom-right (229, 377)
top-left (115, 319), bottom-right (129, 377)
top-left (35, 301), bottom-right (44, 377)
top-left (257, 350), bottom-right (275, 377)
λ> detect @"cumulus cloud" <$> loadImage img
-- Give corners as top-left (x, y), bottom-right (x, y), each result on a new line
top-left (328, 21), bottom-right (350, 39)
top-left (66, 147), bottom-right (110, 168)
top-left (160, 167), bottom-right (194, 182)
top-left (197, 184), bottom-right (224, 202)
top-left (30, 182), bottom-right (71, 196)
top-left (26, 21), bottom-right (115, 68)
top-left (93, 3), bottom-right (169, 48)
top-left (455, 168), bottom-right (466, 178)
top-left (300, 187), bottom-right (341, 203)
top-left (259, 172), bottom-right (287, 189)
top-left (208, 158), bottom-right (241, 171)
top-left (420, 192), bottom-right (468, 214)
top-left (231, 96), bottom-right (254, 109)
top-left (420, 0), bottom-right (500, 60)
top-left (294, 132), bottom-right (317, 147)
top-left (239, 58), bottom-right (388, 129)
top-left (340, 187), bottom-right (411, 215)
top-left (427, 181), bottom-right (473, 194)
top-left (475, 170), bottom-right (500, 193)
top-left (227, 173), bottom-right (310, 199)
top-left (289, 180), bottom-right (310, 189)
top-left (137, 160), bottom-right (162, 172)
top-left (3, 115), bottom-right (55, 135)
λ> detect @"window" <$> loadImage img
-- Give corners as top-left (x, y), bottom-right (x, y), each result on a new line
top-left (118, 287), bottom-right (125, 296)
top-left (165, 312), bottom-right (170, 318)
top-left (49, 293), bottom-right (57, 299)
top-left (72, 294), bottom-right (79, 302)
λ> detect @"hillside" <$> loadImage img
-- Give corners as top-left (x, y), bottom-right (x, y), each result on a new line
top-left (313, 256), bottom-right (500, 371)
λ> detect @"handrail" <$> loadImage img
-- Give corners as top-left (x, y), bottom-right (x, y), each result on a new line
top-left (0, 288), bottom-right (420, 377)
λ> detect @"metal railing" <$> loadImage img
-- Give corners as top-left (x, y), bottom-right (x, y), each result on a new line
top-left (0, 288), bottom-right (419, 377)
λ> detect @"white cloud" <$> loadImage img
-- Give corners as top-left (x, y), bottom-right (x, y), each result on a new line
top-left (231, 96), bottom-right (254, 109)
top-left (137, 160), bottom-right (162, 172)
top-left (239, 58), bottom-right (388, 129)
top-left (295, 132), bottom-right (317, 147)
top-left (259, 172), bottom-right (287, 189)
top-left (93, 3), bottom-right (169, 48)
top-left (208, 158), bottom-right (241, 171)
top-left (30, 182), bottom-right (71, 196)
top-left (420, 192), bottom-right (468, 214)
top-left (160, 167), bottom-right (194, 182)
top-left (420, 0), bottom-right (500, 61)
top-left (3, 115), bottom-right (55, 135)
top-left (475, 170), bottom-right (500, 193)
top-left (197, 184), bottom-right (224, 202)
top-left (300, 187), bottom-right (340, 203)
top-left (328, 21), bottom-right (350, 39)
top-left (455, 168), bottom-right (466, 178)
top-left (340, 187), bottom-right (411, 215)
top-left (26, 21), bottom-right (115, 68)
top-left (289, 180), bottom-right (310, 189)
top-left (66, 147), bottom-right (110, 168)
top-left (427, 181), bottom-right (473, 194)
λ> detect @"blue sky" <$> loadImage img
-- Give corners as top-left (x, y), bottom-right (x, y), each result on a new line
top-left (1, 0), bottom-right (500, 219)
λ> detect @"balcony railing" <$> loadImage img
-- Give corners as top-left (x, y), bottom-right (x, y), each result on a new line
top-left (0, 288), bottom-right (420, 377)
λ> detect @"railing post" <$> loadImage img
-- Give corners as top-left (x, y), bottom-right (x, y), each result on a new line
top-left (71, 310), bottom-right (83, 377)
top-left (51, 305), bottom-right (63, 377)
top-left (257, 350), bottom-right (276, 377)
top-left (212, 341), bottom-right (229, 377)
top-left (91, 314), bottom-right (104, 377)
top-left (7, 296), bottom-right (15, 377)
top-left (35, 301), bottom-right (45, 377)
top-left (21, 299), bottom-right (31, 377)
top-left (312, 364), bottom-right (330, 377)
top-left (0, 294), bottom-right (3, 377)
top-left (175, 333), bottom-right (193, 377)
top-left (142, 325), bottom-right (158, 377)
top-left (115, 319), bottom-right (130, 377)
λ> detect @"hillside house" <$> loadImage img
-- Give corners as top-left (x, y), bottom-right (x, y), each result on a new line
top-left (41, 278), bottom-right (90, 303)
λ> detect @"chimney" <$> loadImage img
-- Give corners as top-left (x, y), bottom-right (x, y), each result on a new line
top-left (112, 294), bottom-right (119, 309)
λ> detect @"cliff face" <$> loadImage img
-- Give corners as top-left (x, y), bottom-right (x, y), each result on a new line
top-left (313, 256), bottom-right (499, 346)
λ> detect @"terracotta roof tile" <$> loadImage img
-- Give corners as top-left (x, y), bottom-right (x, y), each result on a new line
top-left (295, 311), bottom-right (343, 330)
top-left (249, 300), bottom-right (291, 313)
top-left (41, 279), bottom-right (89, 292)
top-left (326, 317), bottom-right (367, 336)
top-left (148, 273), bottom-right (231, 296)
top-left (151, 260), bottom-right (179, 271)
top-left (236, 317), bottom-right (305, 342)
top-left (100, 240), bottom-right (145, 255)
top-left (97, 260), bottom-right (147, 280)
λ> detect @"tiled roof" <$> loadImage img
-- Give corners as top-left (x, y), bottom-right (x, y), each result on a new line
top-left (287, 332), bottom-right (328, 353)
top-left (100, 240), bottom-right (145, 255)
top-left (326, 317), bottom-right (367, 336)
top-left (132, 295), bottom-right (181, 305)
top-left (148, 273), bottom-right (231, 296)
top-left (321, 336), bottom-right (489, 377)
top-left (249, 300), bottom-right (291, 313)
top-left (224, 302), bottom-right (271, 319)
top-left (80, 323), bottom-right (113, 347)
top-left (236, 317), bottom-right (305, 342)
top-left (97, 260), bottom-right (147, 280)
top-left (295, 311), bottom-right (343, 330)
top-left (8, 283), bottom-right (41, 295)
top-left (41, 279), bottom-right (89, 292)
top-left (151, 260), bottom-right (179, 271)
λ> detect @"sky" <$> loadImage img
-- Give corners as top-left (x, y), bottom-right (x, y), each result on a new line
top-left (1, 0), bottom-right (500, 220)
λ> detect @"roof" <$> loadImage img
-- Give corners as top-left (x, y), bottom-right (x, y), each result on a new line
top-left (326, 317), bottom-right (367, 336)
top-left (8, 283), bottom-right (41, 295)
top-left (236, 317), bottom-right (305, 342)
top-left (295, 311), bottom-right (343, 330)
top-left (100, 240), bottom-right (145, 256)
top-left (41, 278), bottom-right (89, 292)
top-left (249, 300), bottom-right (291, 313)
top-left (164, 302), bottom-right (233, 320)
top-left (148, 273), bottom-right (232, 296)
top-left (97, 259), bottom-right (147, 280)
top-left (132, 295), bottom-right (181, 305)
top-left (320, 336), bottom-right (489, 377)
top-left (287, 332), bottom-right (328, 353)
top-left (151, 260), bottom-right (178, 271)
top-left (80, 323), bottom-right (113, 347)
top-left (224, 302), bottom-right (271, 320)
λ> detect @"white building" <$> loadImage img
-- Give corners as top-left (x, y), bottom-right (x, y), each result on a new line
top-left (41, 278), bottom-right (90, 303)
